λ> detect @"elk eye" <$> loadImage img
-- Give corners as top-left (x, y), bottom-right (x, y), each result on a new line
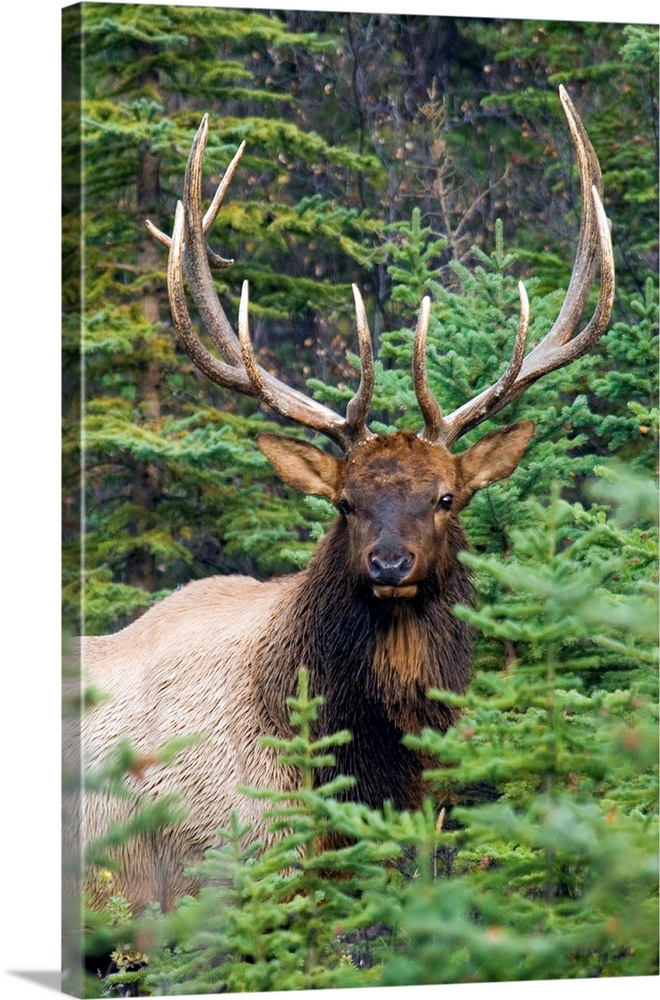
top-left (337, 497), bottom-right (354, 517)
top-left (436, 493), bottom-right (453, 511)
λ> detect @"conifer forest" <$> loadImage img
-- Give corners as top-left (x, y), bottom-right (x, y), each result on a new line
top-left (62, 3), bottom-right (659, 995)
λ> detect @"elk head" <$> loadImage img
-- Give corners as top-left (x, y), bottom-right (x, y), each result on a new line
top-left (257, 426), bottom-right (535, 599)
top-left (147, 86), bottom-right (614, 601)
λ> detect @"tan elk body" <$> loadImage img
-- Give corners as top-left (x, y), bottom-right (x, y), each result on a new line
top-left (70, 87), bottom-right (614, 914)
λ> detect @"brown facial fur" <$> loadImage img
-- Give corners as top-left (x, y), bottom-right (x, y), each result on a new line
top-left (340, 434), bottom-right (461, 592)
top-left (258, 424), bottom-right (533, 600)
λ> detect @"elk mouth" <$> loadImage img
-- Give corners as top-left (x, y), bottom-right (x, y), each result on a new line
top-left (372, 584), bottom-right (419, 600)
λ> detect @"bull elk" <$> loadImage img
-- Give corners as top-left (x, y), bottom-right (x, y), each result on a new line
top-left (72, 87), bottom-right (614, 913)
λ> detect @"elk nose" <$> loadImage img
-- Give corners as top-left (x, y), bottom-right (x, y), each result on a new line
top-left (368, 550), bottom-right (415, 586)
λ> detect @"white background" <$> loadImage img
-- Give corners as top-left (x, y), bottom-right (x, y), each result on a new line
top-left (0, 0), bottom-right (656, 997)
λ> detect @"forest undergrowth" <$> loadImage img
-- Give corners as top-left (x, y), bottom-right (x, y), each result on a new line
top-left (73, 470), bottom-right (658, 996)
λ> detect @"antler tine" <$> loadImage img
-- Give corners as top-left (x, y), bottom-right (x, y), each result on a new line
top-left (345, 285), bottom-right (376, 440)
top-left (167, 201), bottom-right (253, 393)
top-left (202, 140), bottom-right (246, 236)
top-left (237, 281), bottom-right (369, 450)
top-left (146, 220), bottom-right (235, 270)
top-left (146, 133), bottom-right (246, 272)
top-left (237, 280), bottom-right (263, 390)
top-left (413, 296), bottom-right (444, 442)
top-left (519, 185), bottom-right (614, 375)
top-left (182, 115), bottom-right (245, 367)
top-left (540, 84), bottom-right (603, 350)
top-left (434, 283), bottom-right (530, 445)
top-left (435, 86), bottom-right (614, 448)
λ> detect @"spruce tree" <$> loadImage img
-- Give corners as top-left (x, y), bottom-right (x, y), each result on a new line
top-left (388, 483), bottom-right (658, 983)
top-left (143, 670), bottom-right (402, 994)
top-left (64, 4), bottom-right (383, 633)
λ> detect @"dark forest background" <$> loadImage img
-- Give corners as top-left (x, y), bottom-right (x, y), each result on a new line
top-left (62, 3), bottom-right (658, 634)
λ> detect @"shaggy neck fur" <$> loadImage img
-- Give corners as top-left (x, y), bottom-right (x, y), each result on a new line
top-left (252, 516), bottom-right (473, 810)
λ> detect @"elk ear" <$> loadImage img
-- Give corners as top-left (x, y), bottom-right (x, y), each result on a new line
top-left (257, 432), bottom-right (343, 501)
top-left (458, 421), bottom-right (535, 500)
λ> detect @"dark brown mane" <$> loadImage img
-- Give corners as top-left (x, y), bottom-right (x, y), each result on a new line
top-left (254, 514), bottom-right (473, 810)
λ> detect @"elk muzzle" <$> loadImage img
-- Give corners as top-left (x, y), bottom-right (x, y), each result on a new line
top-left (368, 544), bottom-right (418, 599)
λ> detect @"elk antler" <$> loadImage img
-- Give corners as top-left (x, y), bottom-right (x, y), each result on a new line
top-left (415, 85), bottom-right (615, 447)
top-left (147, 114), bottom-right (376, 453)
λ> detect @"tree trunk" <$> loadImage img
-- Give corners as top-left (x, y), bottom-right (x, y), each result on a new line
top-left (125, 141), bottom-right (164, 595)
